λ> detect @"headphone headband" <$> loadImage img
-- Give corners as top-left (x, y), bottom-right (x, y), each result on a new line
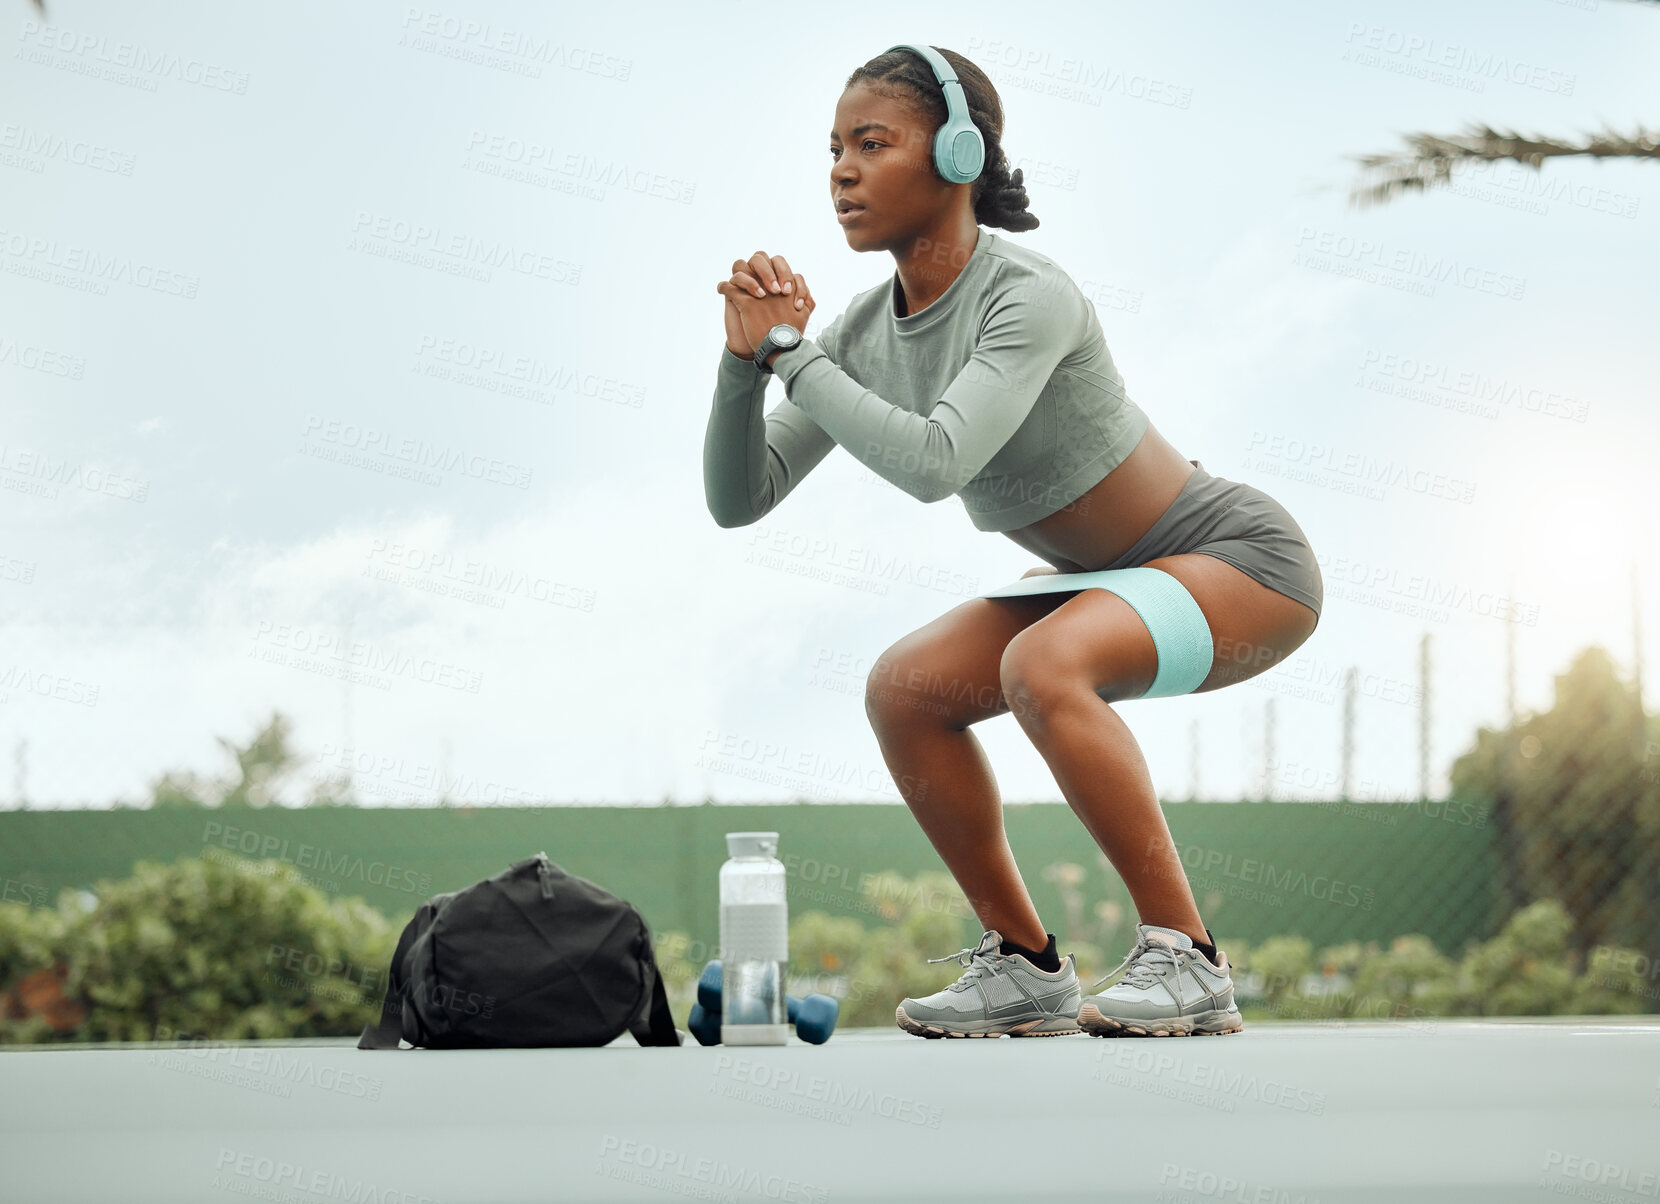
top-left (885, 43), bottom-right (985, 185)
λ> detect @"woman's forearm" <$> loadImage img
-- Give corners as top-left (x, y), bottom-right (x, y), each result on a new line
top-left (703, 345), bottom-right (836, 528)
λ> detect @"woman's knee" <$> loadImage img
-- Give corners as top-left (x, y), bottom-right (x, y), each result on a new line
top-left (1000, 611), bottom-right (1158, 715)
top-left (998, 630), bottom-right (1074, 726)
top-left (864, 641), bottom-right (947, 730)
top-left (866, 620), bottom-right (1010, 731)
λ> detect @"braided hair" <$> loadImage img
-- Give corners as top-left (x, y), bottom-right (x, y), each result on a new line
top-left (846, 46), bottom-right (1039, 233)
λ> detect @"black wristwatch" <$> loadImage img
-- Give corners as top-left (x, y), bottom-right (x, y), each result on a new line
top-left (753, 323), bottom-right (803, 374)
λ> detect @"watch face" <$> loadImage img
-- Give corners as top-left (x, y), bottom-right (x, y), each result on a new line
top-left (772, 325), bottom-right (800, 345)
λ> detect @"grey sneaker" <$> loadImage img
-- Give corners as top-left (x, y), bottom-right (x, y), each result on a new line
top-left (1078, 924), bottom-right (1244, 1037)
top-left (895, 929), bottom-right (1082, 1038)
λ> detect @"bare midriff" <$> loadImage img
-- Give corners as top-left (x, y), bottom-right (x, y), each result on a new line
top-left (999, 422), bottom-right (1198, 573)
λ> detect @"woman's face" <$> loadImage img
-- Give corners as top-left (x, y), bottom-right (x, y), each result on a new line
top-left (828, 82), bottom-right (952, 248)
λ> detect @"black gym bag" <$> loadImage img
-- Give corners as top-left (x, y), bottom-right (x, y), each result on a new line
top-left (358, 852), bottom-right (682, 1049)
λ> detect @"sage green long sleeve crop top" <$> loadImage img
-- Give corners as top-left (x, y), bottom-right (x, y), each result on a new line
top-left (702, 226), bottom-right (1150, 533)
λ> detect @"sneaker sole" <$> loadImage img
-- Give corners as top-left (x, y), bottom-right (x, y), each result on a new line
top-left (895, 1005), bottom-right (1081, 1039)
top-left (1077, 1002), bottom-right (1244, 1037)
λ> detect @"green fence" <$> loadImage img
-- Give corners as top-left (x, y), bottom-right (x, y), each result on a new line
top-left (0, 797), bottom-right (1498, 956)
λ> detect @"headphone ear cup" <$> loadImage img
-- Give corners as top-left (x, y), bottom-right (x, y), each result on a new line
top-left (935, 121), bottom-right (984, 184)
top-left (931, 127), bottom-right (953, 182)
top-left (951, 125), bottom-right (985, 182)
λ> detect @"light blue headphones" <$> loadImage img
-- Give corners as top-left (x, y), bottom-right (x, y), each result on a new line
top-left (885, 43), bottom-right (985, 185)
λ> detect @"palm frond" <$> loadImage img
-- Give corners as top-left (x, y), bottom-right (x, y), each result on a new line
top-left (1349, 121), bottom-right (1660, 209)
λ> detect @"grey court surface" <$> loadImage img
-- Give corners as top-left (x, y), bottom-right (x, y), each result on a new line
top-left (3, 1018), bottom-right (1658, 1204)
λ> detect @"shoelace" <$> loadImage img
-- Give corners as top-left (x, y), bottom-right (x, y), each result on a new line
top-left (1089, 937), bottom-right (1192, 1011)
top-left (924, 939), bottom-right (1006, 992)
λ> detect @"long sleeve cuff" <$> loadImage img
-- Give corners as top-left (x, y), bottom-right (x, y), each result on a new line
top-left (718, 343), bottom-right (765, 382)
top-left (772, 337), bottom-right (828, 388)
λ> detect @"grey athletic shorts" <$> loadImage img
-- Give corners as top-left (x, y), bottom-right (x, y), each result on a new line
top-left (1093, 460), bottom-right (1323, 620)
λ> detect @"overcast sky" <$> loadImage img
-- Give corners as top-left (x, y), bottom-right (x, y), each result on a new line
top-left (2, 0), bottom-right (1655, 809)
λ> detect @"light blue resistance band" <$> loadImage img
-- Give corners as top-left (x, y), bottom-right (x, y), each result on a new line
top-left (980, 566), bottom-right (1214, 698)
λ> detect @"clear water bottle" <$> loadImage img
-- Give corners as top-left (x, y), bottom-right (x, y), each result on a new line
top-left (718, 831), bottom-right (789, 1046)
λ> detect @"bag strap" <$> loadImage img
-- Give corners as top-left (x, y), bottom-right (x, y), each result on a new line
top-left (627, 930), bottom-right (682, 1047)
top-left (357, 907), bottom-right (427, 1050)
top-left (627, 959), bottom-right (681, 1047)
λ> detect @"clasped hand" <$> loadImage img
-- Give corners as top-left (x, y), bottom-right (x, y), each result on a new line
top-left (716, 251), bottom-right (816, 362)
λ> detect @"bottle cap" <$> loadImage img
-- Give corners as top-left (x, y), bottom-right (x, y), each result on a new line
top-left (725, 831), bottom-right (779, 859)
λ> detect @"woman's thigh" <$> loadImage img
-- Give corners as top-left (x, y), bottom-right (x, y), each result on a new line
top-left (864, 587), bottom-right (1074, 730)
top-left (1141, 551), bottom-right (1318, 692)
top-left (997, 553), bottom-right (1319, 706)
top-left (869, 553), bottom-right (1318, 727)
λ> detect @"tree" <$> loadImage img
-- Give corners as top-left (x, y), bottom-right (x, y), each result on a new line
top-left (1447, 646), bottom-right (1660, 958)
top-left (1351, 124), bottom-right (1659, 209)
top-left (148, 712), bottom-right (356, 808)
top-left (1349, 1), bottom-right (1659, 208)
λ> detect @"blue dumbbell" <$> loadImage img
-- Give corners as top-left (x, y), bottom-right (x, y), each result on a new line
top-left (697, 960), bottom-right (725, 1013)
top-left (696, 960), bottom-right (840, 1044)
top-left (790, 995), bottom-right (840, 1045)
top-left (687, 1001), bottom-right (722, 1046)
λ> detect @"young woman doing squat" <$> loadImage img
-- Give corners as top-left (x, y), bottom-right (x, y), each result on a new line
top-left (704, 44), bottom-right (1322, 1038)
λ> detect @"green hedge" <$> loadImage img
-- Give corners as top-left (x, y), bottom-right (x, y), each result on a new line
top-left (4, 859), bottom-right (1648, 1045)
top-left (1, 855), bottom-right (395, 1044)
